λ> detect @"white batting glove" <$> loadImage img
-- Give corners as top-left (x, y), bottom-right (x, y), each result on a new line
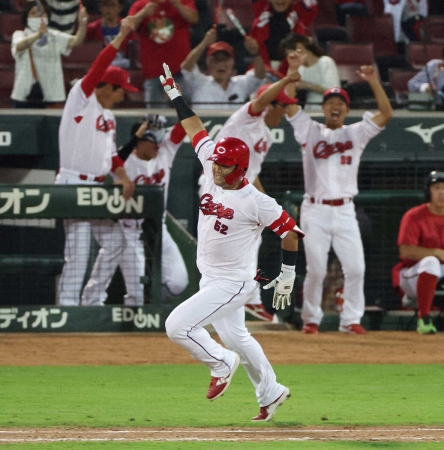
top-left (263, 264), bottom-right (296, 310)
top-left (159, 63), bottom-right (181, 100)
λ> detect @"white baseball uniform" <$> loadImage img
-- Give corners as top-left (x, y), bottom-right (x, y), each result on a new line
top-left (82, 125), bottom-right (189, 306)
top-left (55, 57), bottom-right (124, 306)
top-left (287, 108), bottom-right (384, 328)
top-left (211, 102), bottom-right (273, 306)
top-left (165, 132), bottom-right (303, 406)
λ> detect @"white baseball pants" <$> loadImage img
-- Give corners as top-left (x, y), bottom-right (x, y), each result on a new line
top-left (82, 221), bottom-right (189, 305)
top-left (58, 218), bottom-right (124, 306)
top-left (300, 200), bottom-right (365, 327)
top-left (400, 256), bottom-right (444, 298)
top-left (165, 276), bottom-right (285, 407)
top-left (55, 171), bottom-right (124, 306)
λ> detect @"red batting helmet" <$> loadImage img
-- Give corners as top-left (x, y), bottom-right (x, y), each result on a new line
top-left (208, 137), bottom-right (249, 185)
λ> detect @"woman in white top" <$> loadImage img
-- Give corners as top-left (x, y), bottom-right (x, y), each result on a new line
top-left (279, 33), bottom-right (340, 111)
top-left (11, 0), bottom-right (87, 108)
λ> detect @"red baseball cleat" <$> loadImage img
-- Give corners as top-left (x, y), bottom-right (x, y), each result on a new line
top-left (251, 387), bottom-right (291, 422)
top-left (245, 303), bottom-right (273, 322)
top-left (339, 324), bottom-right (367, 334)
top-left (206, 353), bottom-right (240, 401)
top-left (302, 323), bottom-right (319, 334)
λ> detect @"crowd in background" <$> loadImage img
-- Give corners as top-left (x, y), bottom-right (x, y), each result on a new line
top-left (1, 0), bottom-right (443, 110)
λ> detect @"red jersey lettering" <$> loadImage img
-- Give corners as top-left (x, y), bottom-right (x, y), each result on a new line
top-left (313, 140), bottom-right (353, 159)
top-left (96, 115), bottom-right (116, 133)
top-left (199, 193), bottom-right (234, 220)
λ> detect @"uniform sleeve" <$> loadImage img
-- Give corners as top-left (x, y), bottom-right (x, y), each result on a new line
top-left (285, 107), bottom-right (314, 147)
top-left (160, 124), bottom-right (187, 168)
top-left (258, 192), bottom-right (304, 239)
top-left (397, 209), bottom-right (421, 247)
top-left (193, 133), bottom-right (215, 175)
top-left (348, 112), bottom-right (384, 152)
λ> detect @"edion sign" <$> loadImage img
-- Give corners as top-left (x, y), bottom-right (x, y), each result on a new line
top-left (0, 132), bottom-right (12, 146)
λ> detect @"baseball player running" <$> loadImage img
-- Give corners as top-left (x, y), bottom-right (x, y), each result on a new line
top-left (160, 63), bottom-right (304, 421)
top-left (82, 115), bottom-right (189, 305)
top-left (55, 17), bottom-right (136, 306)
top-left (208, 77), bottom-right (300, 321)
top-left (284, 51), bottom-right (393, 334)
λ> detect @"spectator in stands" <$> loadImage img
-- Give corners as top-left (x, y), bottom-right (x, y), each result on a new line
top-left (278, 33), bottom-right (340, 111)
top-left (129, 0), bottom-right (198, 108)
top-left (85, 0), bottom-right (134, 69)
top-left (249, 0), bottom-right (318, 70)
top-left (392, 170), bottom-right (444, 335)
top-left (10, 0), bottom-right (88, 108)
top-left (384, 0), bottom-right (428, 45)
top-left (335, 0), bottom-right (368, 27)
top-left (46, 0), bottom-right (79, 33)
top-left (252, 0), bottom-right (318, 24)
top-left (181, 27), bottom-right (266, 109)
top-left (407, 46), bottom-right (444, 111)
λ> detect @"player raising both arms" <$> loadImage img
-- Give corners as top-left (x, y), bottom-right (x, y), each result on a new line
top-left (160, 63), bottom-right (304, 421)
top-left (284, 50), bottom-right (393, 334)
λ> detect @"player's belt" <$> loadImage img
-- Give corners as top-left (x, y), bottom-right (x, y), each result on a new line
top-left (310, 197), bottom-right (353, 206)
top-left (78, 174), bottom-right (107, 182)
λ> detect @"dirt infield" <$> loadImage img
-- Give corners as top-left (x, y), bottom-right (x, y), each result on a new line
top-left (1, 426), bottom-right (444, 443)
top-left (1, 329), bottom-right (444, 443)
top-left (1, 329), bottom-right (444, 365)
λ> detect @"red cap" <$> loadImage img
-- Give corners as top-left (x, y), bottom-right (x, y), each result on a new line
top-left (207, 41), bottom-right (234, 58)
top-left (100, 66), bottom-right (138, 92)
top-left (256, 83), bottom-right (298, 104)
top-left (323, 87), bottom-right (350, 106)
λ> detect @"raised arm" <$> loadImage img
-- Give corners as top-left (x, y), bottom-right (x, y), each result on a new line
top-left (244, 36), bottom-right (265, 80)
top-left (357, 65), bottom-right (393, 128)
top-left (250, 67), bottom-right (301, 114)
top-left (132, 2), bottom-right (158, 30)
top-left (160, 63), bottom-right (206, 141)
top-left (68, 5), bottom-right (88, 49)
top-left (181, 27), bottom-right (216, 73)
top-left (170, 0), bottom-right (199, 25)
top-left (81, 16), bottom-right (135, 97)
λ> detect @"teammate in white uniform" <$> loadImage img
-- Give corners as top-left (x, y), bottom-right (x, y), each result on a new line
top-left (82, 116), bottom-right (189, 305)
top-left (210, 79), bottom-right (299, 321)
top-left (284, 52), bottom-right (393, 334)
top-left (55, 18), bottom-right (136, 306)
top-left (160, 63), bottom-right (304, 422)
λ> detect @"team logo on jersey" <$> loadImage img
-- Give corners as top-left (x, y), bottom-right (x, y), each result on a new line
top-left (134, 170), bottom-right (165, 186)
top-left (96, 115), bottom-right (116, 133)
top-left (254, 138), bottom-right (267, 154)
top-left (199, 194), bottom-right (234, 220)
top-left (313, 140), bottom-right (353, 159)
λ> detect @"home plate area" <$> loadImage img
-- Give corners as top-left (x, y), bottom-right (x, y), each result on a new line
top-left (1, 427), bottom-right (444, 443)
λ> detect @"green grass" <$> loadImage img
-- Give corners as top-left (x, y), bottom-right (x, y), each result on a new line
top-left (0, 364), bottom-right (443, 428)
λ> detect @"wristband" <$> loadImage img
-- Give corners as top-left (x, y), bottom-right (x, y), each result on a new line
top-left (172, 96), bottom-right (196, 121)
top-left (282, 249), bottom-right (297, 266)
